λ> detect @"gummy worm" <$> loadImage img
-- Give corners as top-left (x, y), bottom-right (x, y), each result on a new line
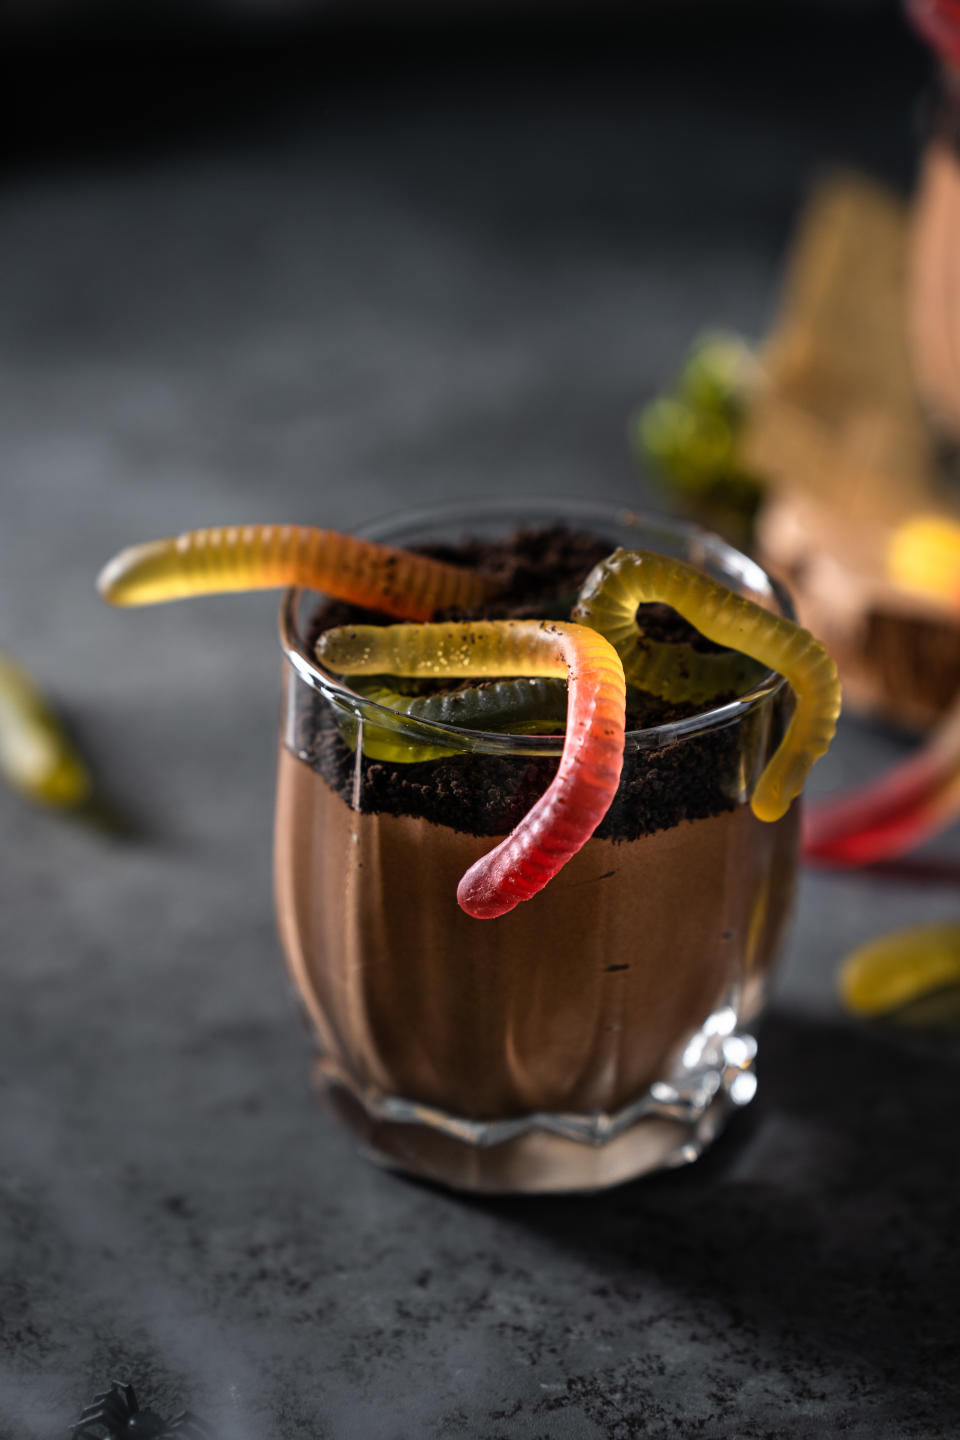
top-left (803, 695), bottom-right (960, 867)
top-left (0, 653), bottom-right (91, 808)
top-left (344, 676), bottom-right (568, 762)
top-left (573, 548), bottom-right (841, 822)
top-left (316, 620), bottom-right (626, 918)
top-left (97, 524), bottom-right (495, 621)
top-left (572, 555), bottom-right (762, 701)
top-left (613, 632), bottom-right (762, 704)
top-left (839, 922), bottom-right (960, 1019)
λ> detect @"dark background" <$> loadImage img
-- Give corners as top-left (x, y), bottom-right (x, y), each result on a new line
top-left (2, 4), bottom-right (958, 1438)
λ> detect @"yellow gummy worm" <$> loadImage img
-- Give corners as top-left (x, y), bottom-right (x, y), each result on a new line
top-left (97, 524), bottom-right (495, 621)
top-left (0, 654), bottom-right (92, 808)
top-left (839, 923), bottom-right (960, 1019)
top-left (317, 619), bottom-right (582, 682)
top-left (573, 548), bottom-right (841, 822)
top-left (612, 632), bottom-right (762, 704)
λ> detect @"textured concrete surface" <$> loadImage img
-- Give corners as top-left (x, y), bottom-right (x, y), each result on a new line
top-left (1, 15), bottom-right (958, 1439)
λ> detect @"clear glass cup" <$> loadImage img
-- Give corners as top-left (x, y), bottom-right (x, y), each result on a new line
top-left (274, 501), bottom-right (799, 1194)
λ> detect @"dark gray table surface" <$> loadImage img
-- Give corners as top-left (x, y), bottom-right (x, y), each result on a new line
top-left (2, 18), bottom-right (958, 1439)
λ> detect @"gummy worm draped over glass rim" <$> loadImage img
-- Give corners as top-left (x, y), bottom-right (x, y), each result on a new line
top-left (573, 548), bottom-right (842, 823)
top-left (97, 524), bottom-right (495, 620)
top-left (315, 620), bottom-right (627, 919)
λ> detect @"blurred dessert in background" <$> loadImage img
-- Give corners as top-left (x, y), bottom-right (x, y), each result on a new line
top-left (909, 0), bottom-right (960, 440)
top-left (743, 174), bottom-right (960, 731)
top-left (639, 169), bottom-right (960, 734)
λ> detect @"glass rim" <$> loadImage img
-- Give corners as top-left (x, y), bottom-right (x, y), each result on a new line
top-left (277, 500), bottom-right (795, 757)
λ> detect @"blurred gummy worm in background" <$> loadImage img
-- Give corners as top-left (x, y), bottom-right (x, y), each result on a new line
top-left (909, 0), bottom-right (960, 71)
top-left (839, 921), bottom-right (960, 1025)
top-left (0, 652), bottom-right (91, 810)
top-left (804, 693), bottom-right (960, 867)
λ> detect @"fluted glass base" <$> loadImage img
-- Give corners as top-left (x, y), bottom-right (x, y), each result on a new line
top-left (314, 1009), bottom-right (759, 1194)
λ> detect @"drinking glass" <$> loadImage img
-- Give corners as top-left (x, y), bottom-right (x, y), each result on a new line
top-left (275, 501), bottom-right (799, 1193)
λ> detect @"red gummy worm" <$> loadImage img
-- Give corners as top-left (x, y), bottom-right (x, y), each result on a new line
top-left (804, 774), bottom-right (960, 866)
top-left (803, 704), bottom-right (960, 867)
top-left (457, 624), bottom-right (626, 919)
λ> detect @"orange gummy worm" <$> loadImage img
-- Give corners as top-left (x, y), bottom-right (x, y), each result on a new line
top-left (97, 524), bottom-right (494, 621)
top-left (316, 620), bottom-right (627, 918)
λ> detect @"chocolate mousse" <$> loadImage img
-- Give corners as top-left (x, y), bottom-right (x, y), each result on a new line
top-left (274, 527), bottom-right (798, 1190)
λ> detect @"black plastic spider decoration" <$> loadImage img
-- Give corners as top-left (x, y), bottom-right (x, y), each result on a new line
top-left (68, 1380), bottom-right (215, 1439)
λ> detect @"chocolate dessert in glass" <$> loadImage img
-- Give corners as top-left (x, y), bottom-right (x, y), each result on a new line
top-left (98, 500), bottom-right (838, 1194)
top-left (274, 501), bottom-right (808, 1193)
